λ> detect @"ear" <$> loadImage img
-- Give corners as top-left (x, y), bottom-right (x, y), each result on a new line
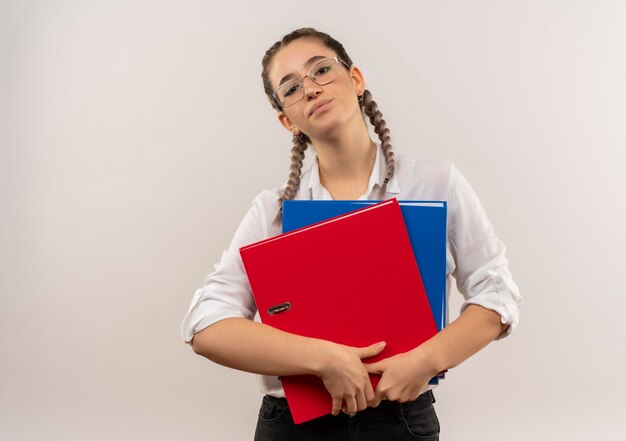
top-left (348, 65), bottom-right (366, 96)
top-left (277, 111), bottom-right (300, 135)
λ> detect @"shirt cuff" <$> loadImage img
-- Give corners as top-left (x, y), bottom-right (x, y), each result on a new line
top-left (460, 289), bottom-right (521, 340)
top-left (181, 296), bottom-right (248, 344)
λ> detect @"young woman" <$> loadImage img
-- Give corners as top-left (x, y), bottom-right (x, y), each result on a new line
top-left (181, 27), bottom-right (522, 440)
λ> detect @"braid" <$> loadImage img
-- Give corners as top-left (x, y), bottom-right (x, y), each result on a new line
top-left (275, 132), bottom-right (309, 224)
top-left (361, 89), bottom-right (395, 186)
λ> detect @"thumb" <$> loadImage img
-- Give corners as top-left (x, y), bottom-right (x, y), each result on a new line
top-left (357, 341), bottom-right (387, 360)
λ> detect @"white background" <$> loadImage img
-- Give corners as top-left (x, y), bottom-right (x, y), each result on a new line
top-left (2, 1), bottom-right (625, 440)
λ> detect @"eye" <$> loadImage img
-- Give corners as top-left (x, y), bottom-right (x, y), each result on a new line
top-left (283, 83), bottom-right (301, 97)
top-left (315, 65), bottom-right (332, 76)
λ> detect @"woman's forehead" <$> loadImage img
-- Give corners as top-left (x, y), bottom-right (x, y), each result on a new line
top-left (269, 39), bottom-right (337, 88)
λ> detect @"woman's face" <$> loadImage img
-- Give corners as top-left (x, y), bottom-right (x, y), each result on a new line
top-left (268, 38), bottom-right (365, 140)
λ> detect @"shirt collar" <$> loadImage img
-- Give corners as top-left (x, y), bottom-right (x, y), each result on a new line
top-left (305, 143), bottom-right (400, 200)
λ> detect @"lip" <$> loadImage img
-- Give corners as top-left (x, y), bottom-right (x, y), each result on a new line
top-left (309, 99), bottom-right (333, 116)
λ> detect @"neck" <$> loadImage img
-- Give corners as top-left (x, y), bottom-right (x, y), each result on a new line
top-left (310, 119), bottom-right (377, 186)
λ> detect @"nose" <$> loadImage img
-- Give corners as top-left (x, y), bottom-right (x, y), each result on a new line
top-left (303, 76), bottom-right (322, 99)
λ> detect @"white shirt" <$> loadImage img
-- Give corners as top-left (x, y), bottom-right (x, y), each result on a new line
top-left (181, 144), bottom-right (522, 398)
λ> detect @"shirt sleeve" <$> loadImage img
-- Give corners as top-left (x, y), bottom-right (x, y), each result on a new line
top-left (447, 163), bottom-right (522, 340)
top-left (180, 193), bottom-right (272, 344)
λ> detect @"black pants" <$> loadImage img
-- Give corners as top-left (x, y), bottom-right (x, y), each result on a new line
top-left (254, 390), bottom-right (440, 441)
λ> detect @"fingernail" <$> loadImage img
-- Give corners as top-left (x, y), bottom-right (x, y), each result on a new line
top-left (376, 341), bottom-right (386, 348)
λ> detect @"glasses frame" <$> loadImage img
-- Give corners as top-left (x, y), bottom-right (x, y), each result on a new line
top-left (272, 56), bottom-right (352, 109)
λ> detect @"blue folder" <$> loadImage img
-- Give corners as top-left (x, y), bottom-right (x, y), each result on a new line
top-left (282, 200), bottom-right (448, 382)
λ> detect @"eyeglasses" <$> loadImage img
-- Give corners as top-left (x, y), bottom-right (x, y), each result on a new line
top-left (272, 57), bottom-right (351, 109)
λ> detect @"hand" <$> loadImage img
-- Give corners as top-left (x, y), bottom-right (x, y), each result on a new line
top-left (318, 341), bottom-right (387, 416)
top-left (363, 347), bottom-right (440, 407)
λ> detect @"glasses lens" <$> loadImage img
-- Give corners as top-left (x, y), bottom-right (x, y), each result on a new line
top-left (310, 58), bottom-right (340, 86)
top-left (276, 79), bottom-right (303, 108)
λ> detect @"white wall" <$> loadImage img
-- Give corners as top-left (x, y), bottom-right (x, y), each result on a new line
top-left (1, 1), bottom-right (625, 439)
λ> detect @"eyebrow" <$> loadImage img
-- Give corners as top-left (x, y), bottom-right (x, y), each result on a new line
top-left (277, 55), bottom-right (329, 87)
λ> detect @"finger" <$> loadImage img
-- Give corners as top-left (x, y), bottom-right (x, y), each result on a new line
top-left (369, 396), bottom-right (382, 408)
top-left (358, 341), bottom-right (386, 359)
top-left (342, 396), bottom-right (357, 415)
top-left (368, 388), bottom-right (382, 408)
top-left (364, 378), bottom-right (375, 403)
top-left (363, 361), bottom-right (383, 375)
top-left (373, 387), bottom-right (386, 407)
top-left (356, 389), bottom-right (368, 411)
top-left (331, 398), bottom-right (342, 417)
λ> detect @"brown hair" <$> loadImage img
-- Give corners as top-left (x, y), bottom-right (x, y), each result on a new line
top-left (261, 27), bottom-right (395, 222)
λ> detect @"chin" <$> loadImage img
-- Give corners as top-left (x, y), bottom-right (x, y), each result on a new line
top-left (312, 110), bottom-right (347, 130)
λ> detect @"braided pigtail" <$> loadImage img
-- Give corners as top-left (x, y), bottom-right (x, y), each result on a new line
top-left (274, 132), bottom-right (310, 225)
top-left (360, 89), bottom-right (395, 187)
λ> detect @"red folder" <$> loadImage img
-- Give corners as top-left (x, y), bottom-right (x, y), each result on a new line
top-left (239, 199), bottom-right (438, 424)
